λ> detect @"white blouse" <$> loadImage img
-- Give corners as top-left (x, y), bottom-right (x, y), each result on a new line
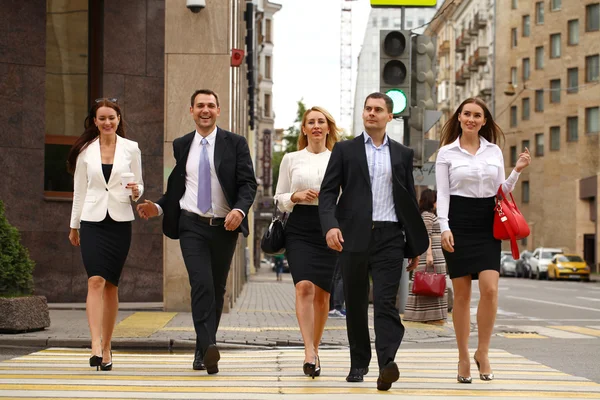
top-left (435, 136), bottom-right (521, 233)
top-left (274, 148), bottom-right (331, 213)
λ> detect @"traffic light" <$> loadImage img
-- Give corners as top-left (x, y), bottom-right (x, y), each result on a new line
top-left (407, 107), bottom-right (442, 167)
top-left (380, 30), bottom-right (411, 118)
top-left (411, 34), bottom-right (437, 110)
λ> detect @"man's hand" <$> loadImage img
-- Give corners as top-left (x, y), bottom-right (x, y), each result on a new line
top-left (137, 200), bottom-right (158, 220)
top-left (224, 209), bottom-right (244, 231)
top-left (406, 256), bottom-right (419, 272)
top-left (326, 228), bottom-right (344, 252)
top-left (291, 189), bottom-right (319, 203)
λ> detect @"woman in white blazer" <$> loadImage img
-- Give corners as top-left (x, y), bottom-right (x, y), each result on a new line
top-left (67, 98), bottom-right (143, 371)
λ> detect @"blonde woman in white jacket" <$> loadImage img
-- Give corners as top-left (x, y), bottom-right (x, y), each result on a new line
top-left (67, 99), bottom-right (143, 371)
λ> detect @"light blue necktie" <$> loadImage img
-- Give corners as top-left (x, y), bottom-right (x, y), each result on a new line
top-left (197, 138), bottom-right (211, 214)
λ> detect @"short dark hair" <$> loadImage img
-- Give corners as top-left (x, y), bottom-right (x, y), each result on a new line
top-left (190, 89), bottom-right (220, 107)
top-left (419, 189), bottom-right (437, 213)
top-left (364, 92), bottom-right (394, 114)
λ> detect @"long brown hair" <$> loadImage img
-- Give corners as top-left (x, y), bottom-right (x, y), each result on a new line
top-left (439, 97), bottom-right (504, 147)
top-left (419, 189), bottom-right (436, 213)
top-left (67, 99), bottom-right (126, 174)
top-left (297, 106), bottom-right (341, 151)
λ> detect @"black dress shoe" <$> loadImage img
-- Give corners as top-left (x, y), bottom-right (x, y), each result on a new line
top-left (377, 361), bottom-right (400, 391)
top-left (193, 349), bottom-right (206, 371)
top-left (203, 344), bottom-right (220, 375)
top-left (346, 367), bottom-right (369, 382)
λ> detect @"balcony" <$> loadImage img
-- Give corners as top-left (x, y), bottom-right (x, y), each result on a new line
top-left (468, 56), bottom-right (478, 71)
top-left (439, 40), bottom-right (450, 55)
top-left (474, 46), bottom-right (489, 65)
top-left (479, 78), bottom-right (492, 96)
top-left (455, 65), bottom-right (470, 86)
top-left (455, 36), bottom-right (466, 53)
top-left (468, 24), bottom-right (478, 37)
top-left (475, 10), bottom-right (488, 29)
top-left (461, 29), bottom-right (472, 45)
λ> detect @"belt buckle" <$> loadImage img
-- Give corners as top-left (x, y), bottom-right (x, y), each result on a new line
top-left (209, 218), bottom-right (220, 227)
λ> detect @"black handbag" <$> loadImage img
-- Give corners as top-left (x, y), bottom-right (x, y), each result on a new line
top-left (260, 201), bottom-right (287, 255)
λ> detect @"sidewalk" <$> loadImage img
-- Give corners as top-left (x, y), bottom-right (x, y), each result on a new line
top-left (0, 267), bottom-right (455, 349)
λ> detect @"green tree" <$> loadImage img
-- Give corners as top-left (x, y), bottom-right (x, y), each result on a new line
top-left (0, 200), bottom-right (35, 296)
top-left (272, 99), bottom-right (306, 190)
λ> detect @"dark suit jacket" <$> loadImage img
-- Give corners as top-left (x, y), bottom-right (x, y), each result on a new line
top-left (318, 133), bottom-right (428, 258)
top-left (157, 127), bottom-right (257, 239)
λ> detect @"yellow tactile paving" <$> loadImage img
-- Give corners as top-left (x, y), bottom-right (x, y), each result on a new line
top-left (112, 312), bottom-right (177, 338)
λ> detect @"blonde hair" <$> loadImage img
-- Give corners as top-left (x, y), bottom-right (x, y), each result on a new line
top-left (297, 106), bottom-right (341, 151)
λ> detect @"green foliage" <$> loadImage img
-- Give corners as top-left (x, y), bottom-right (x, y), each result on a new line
top-left (0, 200), bottom-right (35, 296)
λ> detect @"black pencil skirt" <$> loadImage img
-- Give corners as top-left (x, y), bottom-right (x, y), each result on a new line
top-left (442, 195), bottom-right (500, 280)
top-left (80, 214), bottom-right (132, 286)
top-left (284, 205), bottom-right (337, 292)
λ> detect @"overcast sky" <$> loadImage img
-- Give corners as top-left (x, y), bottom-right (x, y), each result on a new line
top-left (271, 0), bottom-right (372, 133)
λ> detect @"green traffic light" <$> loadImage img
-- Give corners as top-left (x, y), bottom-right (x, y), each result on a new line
top-left (385, 89), bottom-right (407, 114)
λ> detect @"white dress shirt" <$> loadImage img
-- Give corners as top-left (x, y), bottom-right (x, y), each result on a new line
top-left (274, 148), bottom-right (331, 212)
top-left (364, 132), bottom-right (397, 222)
top-left (155, 127), bottom-right (244, 218)
top-left (435, 136), bottom-right (521, 233)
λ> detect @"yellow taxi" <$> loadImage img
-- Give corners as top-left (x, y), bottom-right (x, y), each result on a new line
top-left (547, 254), bottom-right (591, 281)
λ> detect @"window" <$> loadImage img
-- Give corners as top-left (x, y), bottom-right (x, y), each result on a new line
top-left (522, 139), bottom-right (530, 152)
top-left (381, 17), bottom-right (389, 27)
top-left (550, 126), bottom-right (560, 151)
top-left (550, 79), bottom-right (561, 103)
top-left (522, 15), bottom-right (530, 37)
top-left (511, 67), bottom-right (518, 87)
top-left (406, 20), bottom-right (413, 29)
top-left (551, 0), bottom-right (561, 11)
top-left (550, 34), bottom-right (561, 58)
top-left (522, 98), bottom-right (530, 120)
top-left (510, 106), bottom-right (518, 127)
top-left (512, 0), bottom-right (517, 9)
top-left (522, 181), bottom-right (530, 203)
top-left (567, 116), bottom-right (578, 142)
top-left (535, 46), bottom-right (544, 69)
top-left (535, 133), bottom-right (544, 156)
top-left (418, 17), bottom-right (425, 27)
top-left (265, 19), bottom-right (272, 42)
top-left (536, 2), bottom-right (544, 24)
top-left (567, 68), bottom-right (578, 93)
top-left (511, 28), bottom-right (518, 47)
top-left (264, 55), bottom-right (272, 79)
top-left (264, 93), bottom-right (271, 117)
top-left (587, 3), bottom-right (599, 32)
top-left (523, 58), bottom-right (530, 81)
top-left (371, 16), bottom-right (378, 28)
top-left (568, 19), bottom-right (579, 45)
top-left (586, 107), bottom-right (599, 134)
top-left (535, 89), bottom-right (544, 111)
top-left (586, 54), bottom-right (599, 82)
top-left (510, 146), bottom-right (517, 166)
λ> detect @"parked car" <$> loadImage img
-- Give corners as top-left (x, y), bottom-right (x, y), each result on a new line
top-left (500, 255), bottom-right (518, 277)
top-left (547, 254), bottom-right (591, 281)
top-left (515, 250), bottom-right (533, 278)
top-left (529, 247), bottom-right (564, 280)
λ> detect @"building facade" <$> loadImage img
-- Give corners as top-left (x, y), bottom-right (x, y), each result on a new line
top-left (494, 0), bottom-right (600, 269)
top-left (1, 0), bottom-right (256, 308)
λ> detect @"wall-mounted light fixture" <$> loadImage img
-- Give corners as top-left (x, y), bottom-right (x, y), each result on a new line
top-left (186, 0), bottom-right (206, 13)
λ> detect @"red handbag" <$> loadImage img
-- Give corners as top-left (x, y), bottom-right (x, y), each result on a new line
top-left (412, 267), bottom-right (446, 297)
top-left (493, 186), bottom-right (530, 260)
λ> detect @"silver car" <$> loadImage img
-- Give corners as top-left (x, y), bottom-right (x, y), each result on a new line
top-left (500, 255), bottom-right (518, 277)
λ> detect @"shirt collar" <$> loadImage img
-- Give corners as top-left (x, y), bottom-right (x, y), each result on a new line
top-left (363, 131), bottom-right (389, 146)
top-left (195, 126), bottom-right (218, 145)
top-left (448, 135), bottom-right (495, 152)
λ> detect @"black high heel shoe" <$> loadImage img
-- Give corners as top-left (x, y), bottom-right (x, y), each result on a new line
top-left (456, 362), bottom-right (472, 384)
top-left (313, 356), bottom-right (321, 377)
top-left (89, 354), bottom-right (102, 371)
top-left (474, 353), bottom-right (494, 381)
top-left (303, 356), bottom-right (317, 378)
top-left (100, 350), bottom-right (113, 371)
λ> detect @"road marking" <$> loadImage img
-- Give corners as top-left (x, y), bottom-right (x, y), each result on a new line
top-left (577, 297), bottom-right (600, 302)
top-left (549, 326), bottom-right (600, 337)
top-left (506, 296), bottom-right (600, 312)
top-left (112, 312), bottom-right (177, 338)
top-left (503, 326), bottom-right (595, 339)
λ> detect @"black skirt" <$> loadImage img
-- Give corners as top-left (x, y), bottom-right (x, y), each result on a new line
top-left (80, 213), bottom-right (132, 286)
top-left (442, 195), bottom-right (500, 280)
top-left (284, 205), bottom-right (337, 292)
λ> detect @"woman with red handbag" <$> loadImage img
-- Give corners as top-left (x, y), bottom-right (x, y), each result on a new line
top-left (404, 189), bottom-right (448, 324)
top-left (436, 98), bottom-right (531, 384)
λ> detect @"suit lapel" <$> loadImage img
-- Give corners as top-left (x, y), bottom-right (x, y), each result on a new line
top-left (108, 135), bottom-right (124, 185)
top-left (355, 134), bottom-right (371, 188)
top-left (176, 132), bottom-right (195, 173)
top-left (89, 139), bottom-right (105, 185)
top-left (214, 127), bottom-right (229, 174)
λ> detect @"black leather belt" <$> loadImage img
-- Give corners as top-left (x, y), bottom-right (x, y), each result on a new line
top-left (181, 210), bottom-right (225, 226)
top-left (372, 221), bottom-right (401, 229)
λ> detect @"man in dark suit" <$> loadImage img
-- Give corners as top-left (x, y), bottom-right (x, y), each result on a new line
top-left (137, 89), bottom-right (257, 374)
top-left (319, 92), bottom-right (428, 391)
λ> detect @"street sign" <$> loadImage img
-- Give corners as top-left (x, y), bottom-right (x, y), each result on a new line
top-left (413, 162), bottom-right (436, 186)
top-left (371, 0), bottom-right (437, 7)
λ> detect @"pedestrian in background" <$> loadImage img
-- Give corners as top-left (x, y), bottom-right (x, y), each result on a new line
top-left (436, 98), bottom-right (531, 383)
top-left (67, 98), bottom-right (144, 371)
top-left (404, 189), bottom-right (448, 325)
top-left (274, 106), bottom-right (341, 378)
top-left (274, 254), bottom-right (285, 282)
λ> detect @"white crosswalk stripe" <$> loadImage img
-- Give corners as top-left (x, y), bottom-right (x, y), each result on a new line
top-left (0, 347), bottom-right (599, 399)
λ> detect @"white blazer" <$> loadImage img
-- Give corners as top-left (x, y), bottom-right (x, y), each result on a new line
top-left (70, 135), bottom-right (144, 229)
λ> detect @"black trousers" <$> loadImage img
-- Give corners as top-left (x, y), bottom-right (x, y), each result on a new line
top-left (329, 261), bottom-right (344, 311)
top-left (340, 224), bottom-right (405, 370)
top-left (179, 213), bottom-right (238, 355)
